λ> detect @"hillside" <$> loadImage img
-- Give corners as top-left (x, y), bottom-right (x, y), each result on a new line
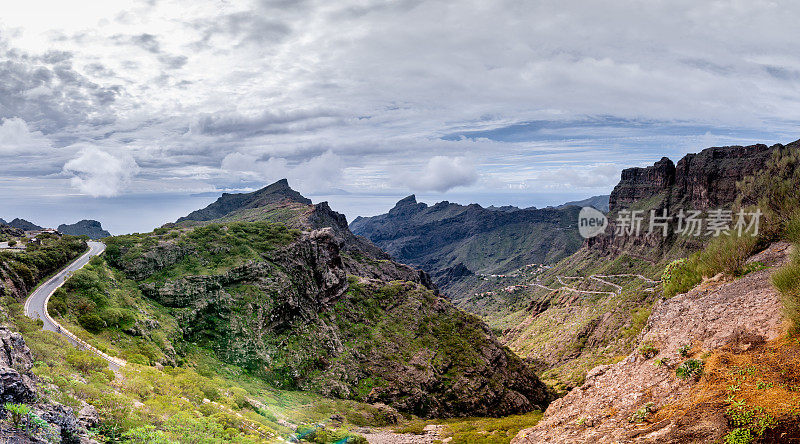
top-left (7, 218), bottom-right (43, 231)
top-left (58, 220), bottom-right (111, 239)
top-left (349, 196), bottom-right (583, 301)
top-left (441, 142), bottom-right (796, 392)
top-left (52, 181), bottom-right (551, 421)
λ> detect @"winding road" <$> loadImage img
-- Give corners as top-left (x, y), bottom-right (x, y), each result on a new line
top-left (24, 241), bottom-right (126, 371)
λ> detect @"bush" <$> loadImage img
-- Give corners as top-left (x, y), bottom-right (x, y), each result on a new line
top-left (79, 313), bottom-right (106, 332)
top-left (628, 402), bottom-right (655, 423)
top-left (638, 342), bottom-right (659, 359)
top-left (724, 428), bottom-right (754, 444)
top-left (696, 233), bottom-right (759, 278)
top-left (676, 359), bottom-right (704, 381)
top-left (773, 251), bottom-right (800, 334)
top-left (66, 350), bottom-right (108, 374)
top-left (662, 258), bottom-right (702, 297)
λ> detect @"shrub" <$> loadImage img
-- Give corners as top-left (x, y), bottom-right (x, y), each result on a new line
top-left (724, 428), bottom-right (754, 444)
top-left (628, 402), bottom-right (655, 423)
top-left (638, 341), bottom-right (659, 359)
top-left (5, 402), bottom-right (30, 428)
top-left (66, 350), bottom-right (108, 374)
top-left (662, 258), bottom-right (701, 297)
top-left (773, 250), bottom-right (800, 334)
top-left (696, 233), bottom-right (758, 278)
top-left (78, 312), bottom-right (106, 332)
top-left (737, 144), bottom-right (800, 238)
top-left (678, 343), bottom-right (691, 358)
top-left (676, 359), bottom-right (704, 380)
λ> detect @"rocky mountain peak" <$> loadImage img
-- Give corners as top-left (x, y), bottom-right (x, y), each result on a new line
top-left (177, 179), bottom-right (311, 223)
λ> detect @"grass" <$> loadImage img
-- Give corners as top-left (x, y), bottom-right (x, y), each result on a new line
top-left (773, 249), bottom-right (800, 334)
top-left (654, 338), bottom-right (800, 441)
top-left (394, 410), bottom-right (543, 444)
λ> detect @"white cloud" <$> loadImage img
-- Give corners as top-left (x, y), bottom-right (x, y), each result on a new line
top-left (536, 164), bottom-right (621, 189)
top-left (395, 156), bottom-right (478, 193)
top-left (221, 150), bottom-right (345, 192)
top-left (0, 118), bottom-right (51, 153)
top-left (63, 147), bottom-right (140, 197)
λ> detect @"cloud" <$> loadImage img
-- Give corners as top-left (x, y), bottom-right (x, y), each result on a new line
top-left (395, 156), bottom-right (478, 193)
top-left (193, 109), bottom-right (340, 137)
top-left (536, 164), bottom-right (621, 189)
top-left (0, 117), bottom-right (52, 153)
top-left (63, 147), bottom-right (140, 197)
top-left (221, 150), bottom-right (345, 192)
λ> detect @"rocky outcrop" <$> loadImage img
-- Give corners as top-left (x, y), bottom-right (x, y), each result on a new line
top-left (57, 220), bottom-right (110, 239)
top-left (512, 242), bottom-right (791, 444)
top-left (0, 326), bottom-right (98, 444)
top-left (587, 141), bottom-right (790, 260)
top-left (350, 196), bottom-right (583, 298)
top-left (608, 143), bottom-right (781, 213)
top-left (170, 180), bottom-right (438, 293)
top-left (608, 157), bottom-right (676, 211)
top-left (176, 179), bottom-right (312, 223)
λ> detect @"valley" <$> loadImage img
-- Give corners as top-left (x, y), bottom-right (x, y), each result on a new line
top-left (0, 140), bottom-right (798, 443)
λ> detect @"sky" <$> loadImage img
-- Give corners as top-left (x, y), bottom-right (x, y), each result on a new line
top-left (1, 0), bottom-right (799, 234)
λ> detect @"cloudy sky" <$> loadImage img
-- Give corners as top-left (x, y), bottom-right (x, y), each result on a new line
top-left (1, 0), bottom-right (799, 233)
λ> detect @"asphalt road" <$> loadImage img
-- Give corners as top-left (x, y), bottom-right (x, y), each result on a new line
top-left (21, 240), bottom-right (126, 370)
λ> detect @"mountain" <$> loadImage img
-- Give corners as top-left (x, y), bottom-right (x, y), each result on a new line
top-left (84, 179), bottom-right (552, 418)
top-left (176, 179), bottom-right (311, 223)
top-left (0, 218), bottom-right (6, 225)
top-left (349, 196), bottom-right (583, 300)
top-left (57, 220), bottom-right (111, 239)
top-left (587, 141), bottom-right (787, 259)
top-left (7, 218), bottom-right (42, 231)
top-left (555, 194), bottom-right (610, 212)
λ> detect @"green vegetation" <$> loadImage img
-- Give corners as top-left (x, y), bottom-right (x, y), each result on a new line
top-left (661, 258), bottom-right (701, 297)
top-left (637, 341), bottom-right (659, 359)
top-left (395, 411), bottom-right (543, 444)
top-left (628, 402), bottom-right (654, 423)
top-left (772, 249), bottom-right (800, 334)
top-left (724, 427), bottom-right (754, 444)
top-left (4, 402), bottom-right (56, 441)
top-left (737, 143), bottom-right (800, 239)
top-left (0, 234), bottom-right (86, 296)
top-left (49, 257), bottom-right (177, 365)
top-left (675, 359), bottom-right (704, 381)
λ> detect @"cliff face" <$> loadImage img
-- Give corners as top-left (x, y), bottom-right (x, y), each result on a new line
top-left (57, 220), bottom-right (110, 239)
top-left (609, 143), bottom-right (778, 212)
top-left (589, 142), bottom-right (788, 259)
top-left (350, 196), bottom-right (583, 300)
top-left (0, 326), bottom-right (98, 443)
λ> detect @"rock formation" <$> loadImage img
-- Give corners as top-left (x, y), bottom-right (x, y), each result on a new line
top-left (349, 195), bottom-right (583, 298)
top-left (57, 220), bottom-right (110, 239)
top-left (0, 326), bottom-right (98, 443)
